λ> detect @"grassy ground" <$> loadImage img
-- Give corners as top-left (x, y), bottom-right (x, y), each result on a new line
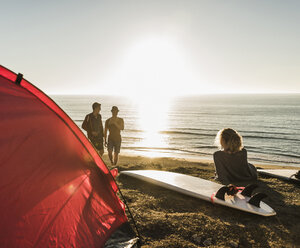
top-left (102, 155), bottom-right (300, 248)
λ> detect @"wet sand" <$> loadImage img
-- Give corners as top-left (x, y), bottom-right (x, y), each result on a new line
top-left (103, 155), bottom-right (300, 248)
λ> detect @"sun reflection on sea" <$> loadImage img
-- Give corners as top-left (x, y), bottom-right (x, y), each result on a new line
top-left (134, 96), bottom-right (171, 157)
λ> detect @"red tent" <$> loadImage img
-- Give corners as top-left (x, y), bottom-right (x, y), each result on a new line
top-left (0, 65), bottom-right (137, 247)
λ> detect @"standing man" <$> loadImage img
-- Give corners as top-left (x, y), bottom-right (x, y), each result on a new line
top-left (82, 102), bottom-right (104, 156)
top-left (105, 106), bottom-right (124, 165)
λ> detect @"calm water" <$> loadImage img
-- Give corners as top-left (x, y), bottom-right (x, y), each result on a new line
top-left (52, 94), bottom-right (300, 167)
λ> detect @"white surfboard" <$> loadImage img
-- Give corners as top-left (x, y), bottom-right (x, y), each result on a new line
top-left (121, 170), bottom-right (276, 216)
top-left (258, 169), bottom-right (300, 183)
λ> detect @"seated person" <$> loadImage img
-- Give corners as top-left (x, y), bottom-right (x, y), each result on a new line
top-left (213, 128), bottom-right (257, 185)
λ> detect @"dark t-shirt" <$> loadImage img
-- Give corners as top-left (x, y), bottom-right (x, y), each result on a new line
top-left (105, 117), bottom-right (123, 142)
top-left (213, 148), bottom-right (257, 184)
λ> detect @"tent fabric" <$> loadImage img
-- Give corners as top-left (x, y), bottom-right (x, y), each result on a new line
top-left (0, 65), bottom-right (130, 247)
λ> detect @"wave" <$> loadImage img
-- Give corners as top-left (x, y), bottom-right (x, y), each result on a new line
top-left (243, 135), bottom-right (300, 142)
top-left (182, 128), bottom-right (298, 136)
top-left (159, 130), bottom-right (215, 137)
top-left (74, 121), bottom-right (299, 140)
top-left (60, 96), bottom-right (300, 167)
top-left (123, 146), bottom-right (300, 166)
top-left (173, 127), bottom-right (219, 132)
top-left (123, 146), bottom-right (216, 158)
top-left (124, 129), bottom-right (300, 142)
top-left (124, 146), bottom-right (180, 152)
top-left (240, 130), bottom-right (299, 136)
top-left (124, 129), bottom-right (216, 135)
top-left (123, 144), bottom-right (300, 160)
top-left (247, 156), bottom-right (297, 165)
top-left (195, 145), bottom-right (216, 149)
top-left (123, 127), bottom-right (299, 139)
top-left (246, 148), bottom-right (300, 159)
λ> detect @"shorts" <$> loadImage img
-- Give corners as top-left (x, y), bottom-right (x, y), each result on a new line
top-left (90, 136), bottom-right (104, 151)
top-left (107, 139), bottom-right (121, 153)
top-left (92, 141), bottom-right (104, 151)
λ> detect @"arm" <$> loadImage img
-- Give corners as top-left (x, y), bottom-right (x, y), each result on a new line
top-left (104, 119), bottom-right (108, 145)
top-left (82, 114), bottom-right (91, 134)
top-left (243, 148), bottom-right (258, 180)
top-left (213, 152), bottom-right (229, 184)
top-left (248, 163), bottom-right (258, 180)
top-left (114, 118), bottom-right (124, 131)
top-left (81, 115), bottom-right (88, 130)
top-left (100, 116), bottom-right (104, 138)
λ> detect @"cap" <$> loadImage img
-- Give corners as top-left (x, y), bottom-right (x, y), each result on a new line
top-left (111, 106), bottom-right (119, 112)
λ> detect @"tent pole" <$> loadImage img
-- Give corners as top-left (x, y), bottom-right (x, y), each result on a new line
top-left (108, 169), bottom-right (142, 246)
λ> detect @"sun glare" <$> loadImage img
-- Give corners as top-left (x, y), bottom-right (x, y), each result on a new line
top-left (133, 96), bottom-right (171, 157)
top-left (113, 36), bottom-right (193, 97)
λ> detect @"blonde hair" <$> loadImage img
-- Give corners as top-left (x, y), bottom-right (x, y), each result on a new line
top-left (215, 128), bottom-right (243, 153)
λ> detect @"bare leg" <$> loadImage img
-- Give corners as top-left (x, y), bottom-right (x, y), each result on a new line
top-left (108, 150), bottom-right (113, 164)
top-left (98, 148), bottom-right (104, 157)
top-left (113, 152), bottom-right (119, 165)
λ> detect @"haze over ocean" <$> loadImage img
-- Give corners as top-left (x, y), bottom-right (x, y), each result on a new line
top-left (53, 94), bottom-right (300, 167)
top-left (3, 1), bottom-right (300, 168)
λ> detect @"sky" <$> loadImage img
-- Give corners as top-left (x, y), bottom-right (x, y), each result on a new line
top-left (1, 0), bottom-right (300, 96)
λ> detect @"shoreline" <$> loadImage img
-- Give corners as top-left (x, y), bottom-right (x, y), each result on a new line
top-left (116, 152), bottom-right (300, 170)
top-left (104, 154), bottom-right (300, 247)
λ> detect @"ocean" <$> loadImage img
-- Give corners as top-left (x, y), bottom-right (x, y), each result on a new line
top-left (52, 94), bottom-right (300, 167)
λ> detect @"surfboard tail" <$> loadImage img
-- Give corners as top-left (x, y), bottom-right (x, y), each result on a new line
top-left (241, 184), bottom-right (258, 197)
top-left (248, 193), bottom-right (268, 208)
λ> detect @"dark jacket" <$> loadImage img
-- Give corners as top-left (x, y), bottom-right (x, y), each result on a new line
top-left (213, 148), bottom-right (257, 185)
top-left (82, 113), bottom-right (103, 140)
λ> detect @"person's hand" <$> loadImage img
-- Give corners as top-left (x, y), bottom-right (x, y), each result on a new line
top-left (109, 118), bottom-right (116, 125)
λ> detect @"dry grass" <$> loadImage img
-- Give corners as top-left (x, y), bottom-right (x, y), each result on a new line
top-left (103, 155), bottom-right (300, 248)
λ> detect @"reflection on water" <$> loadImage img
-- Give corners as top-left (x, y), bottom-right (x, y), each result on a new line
top-left (54, 95), bottom-right (300, 165)
top-left (135, 97), bottom-right (170, 157)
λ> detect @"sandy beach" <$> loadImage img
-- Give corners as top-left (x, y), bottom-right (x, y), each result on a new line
top-left (102, 155), bottom-right (300, 248)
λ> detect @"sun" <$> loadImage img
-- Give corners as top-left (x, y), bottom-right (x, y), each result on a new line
top-left (112, 36), bottom-right (194, 98)
top-left (106, 36), bottom-right (196, 157)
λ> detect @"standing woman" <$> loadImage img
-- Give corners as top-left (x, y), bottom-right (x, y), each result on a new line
top-left (213, 128), bottom-right (257, 184)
